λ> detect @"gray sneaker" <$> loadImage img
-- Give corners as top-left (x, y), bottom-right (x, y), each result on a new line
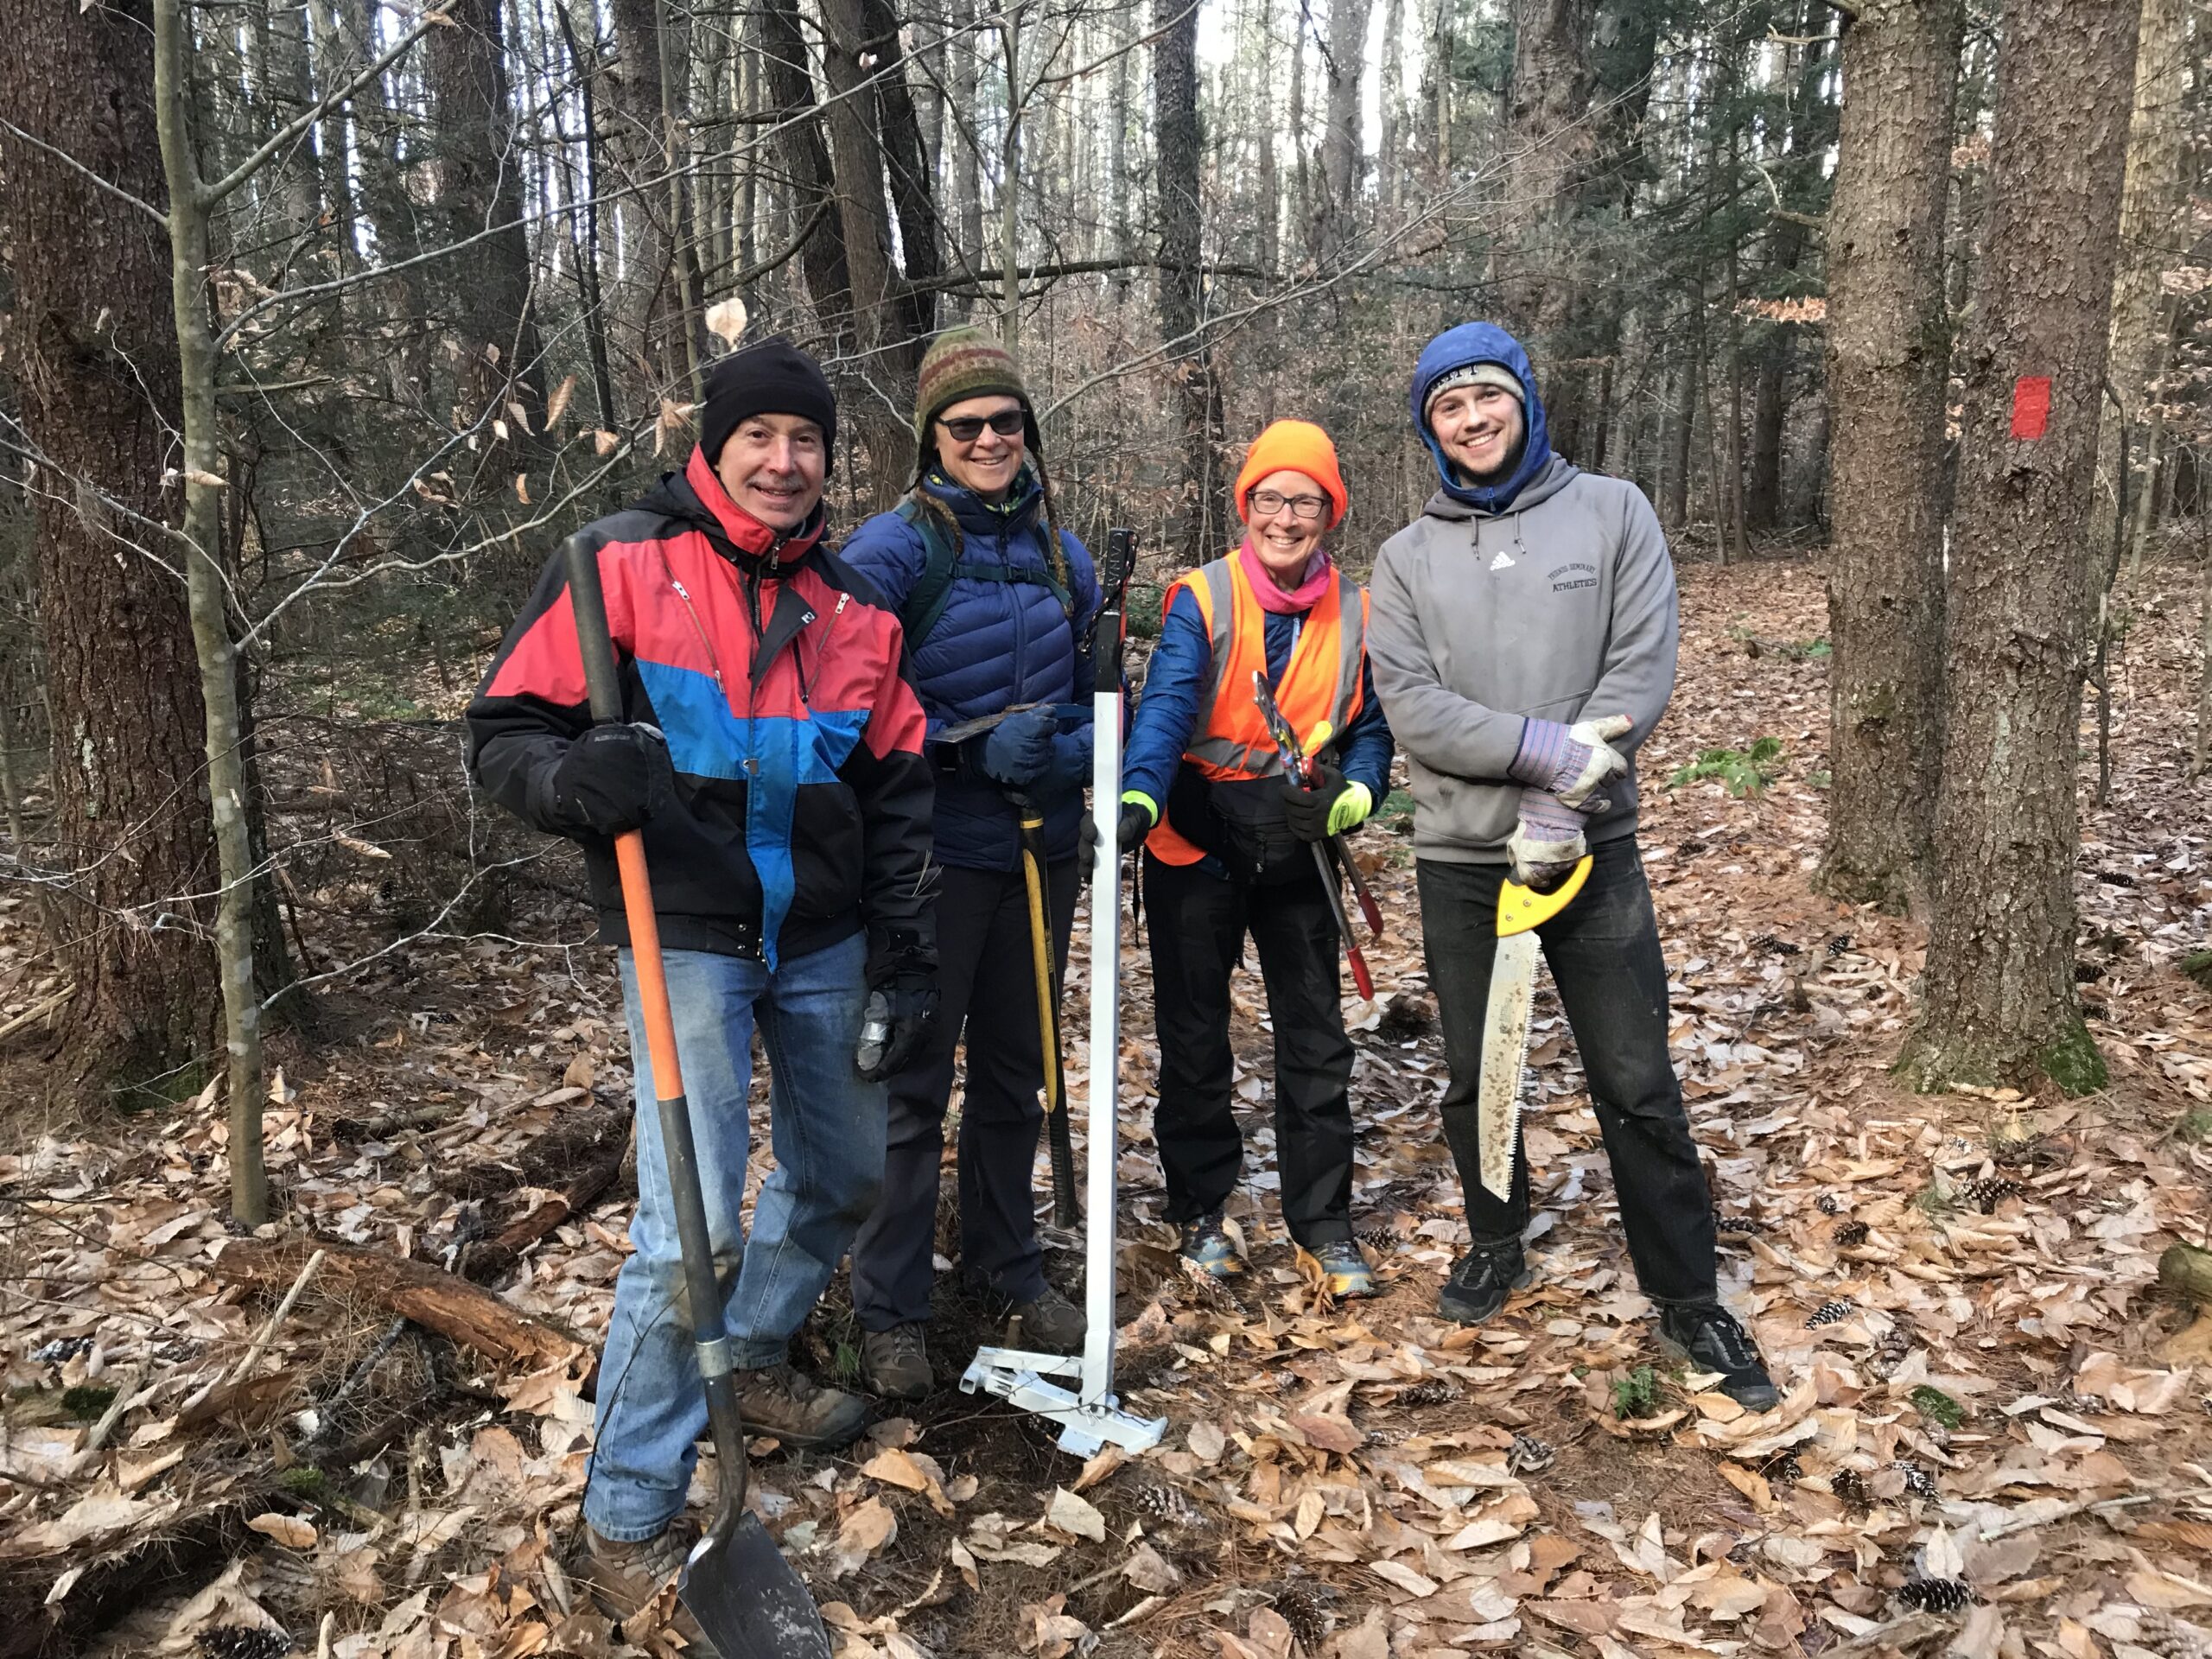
top-left (861, 1325), bottom-right (931, 1402)
top-left (1008, 1286), bottom-right (1087, 1353)
top-left (583, 1522), bottom-right (714, 1652)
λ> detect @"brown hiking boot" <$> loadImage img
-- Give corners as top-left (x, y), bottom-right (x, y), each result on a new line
top-left (582, 1522), bottom-right (715, 1653)
top-left (1007, 1286), bottom-right (1087, 1353)
top-left (735, 1360), bottom-right (868, 1451)
top-left (861, 1324), bottom-right (931, 1402)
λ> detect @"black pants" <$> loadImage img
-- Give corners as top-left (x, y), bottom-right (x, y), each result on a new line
top-left (1144, 850), bottom-right (1357, 1248)
top-left (1417, 836), bottom-right (1717, 1306)
top-left (850, 859), bottom-right (1077, 1331)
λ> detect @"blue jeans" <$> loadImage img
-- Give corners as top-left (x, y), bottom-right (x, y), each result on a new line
top-left (583, 934), bottom-right (885, 1541)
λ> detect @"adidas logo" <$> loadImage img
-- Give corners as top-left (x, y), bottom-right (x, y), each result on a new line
top-left (1489, 549), bottom-right (1516, 571)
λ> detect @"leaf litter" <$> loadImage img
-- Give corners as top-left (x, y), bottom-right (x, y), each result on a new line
top-left (3, 555), bottom-right (2211, 1656)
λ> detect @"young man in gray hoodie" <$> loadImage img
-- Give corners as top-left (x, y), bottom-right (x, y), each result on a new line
top-left (1368, 321), bottom-right (1777, 1412)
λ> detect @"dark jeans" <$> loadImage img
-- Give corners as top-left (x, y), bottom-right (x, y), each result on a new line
top-left (1417, 836), bottom-right (1717, 1306)
top-left (849, 859), bottom-right (1077, 1331)
top-left (1144, 850), bottom-right (1357, 1248)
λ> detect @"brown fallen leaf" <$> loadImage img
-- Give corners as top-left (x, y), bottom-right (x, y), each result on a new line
top-left (247, 1511), bottom-right (317, 1549)
top-left (1288, 1412), bottom-right (1365, 1454)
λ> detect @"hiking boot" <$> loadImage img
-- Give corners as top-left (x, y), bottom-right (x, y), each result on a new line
top-left (1302, 1240), bottom-right (1379, 1300)
top-left (1008, 1286), bottom-right (1087, 1353)
top-left (1437, 1243), bottom-right (1532, 1325)
top-left (1178, 1210), bottom-right (1247, 1278)
top-left (734, 1360), bottom-right (868, 1450)
top-left (861, 1325), bottom-right (931, 1403)
top-left (1657, 1302), bottom-right (1781, 1412)
top-left (582, 1522), bottom-right (714, 1653)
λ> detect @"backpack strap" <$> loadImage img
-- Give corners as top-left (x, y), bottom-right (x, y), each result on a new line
top-left (893, 497), bottom-right (1073, 649)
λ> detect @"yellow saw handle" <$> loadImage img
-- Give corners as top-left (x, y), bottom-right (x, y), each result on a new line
top-left (1497, 855), bottom-right (1593, 937)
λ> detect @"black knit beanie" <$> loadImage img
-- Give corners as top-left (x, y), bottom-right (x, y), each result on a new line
top-left (699, 337), bottom-right (837, 467)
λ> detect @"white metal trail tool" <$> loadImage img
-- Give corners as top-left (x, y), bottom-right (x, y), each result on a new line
top-left (960, 527), bottom-right (1166, 1458)
top-left (1477, 856), bottom-right (1594, 1199)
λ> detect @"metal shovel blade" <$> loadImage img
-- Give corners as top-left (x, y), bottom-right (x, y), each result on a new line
top-left (1477, 930), bottom-right (1540, 1200)
top-left (679, 1512), bottom-right (835, 1659)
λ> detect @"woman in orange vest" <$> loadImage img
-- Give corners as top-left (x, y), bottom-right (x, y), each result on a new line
top-left (1114, 420), bottom-right (1394, 1296)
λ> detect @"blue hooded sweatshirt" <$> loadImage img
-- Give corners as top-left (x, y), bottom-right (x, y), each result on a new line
top-left (1409, 322), bottom-right (1554, 512)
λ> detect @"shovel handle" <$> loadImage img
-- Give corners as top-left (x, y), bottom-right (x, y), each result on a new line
top-left (1017, 806), bottom-right (1079, 1229)
top-left (562, 535), bottom-right (747, 1531)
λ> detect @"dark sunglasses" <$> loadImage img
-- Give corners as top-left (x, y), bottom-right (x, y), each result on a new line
top-left (937, 410), bottom-right (1026, 442)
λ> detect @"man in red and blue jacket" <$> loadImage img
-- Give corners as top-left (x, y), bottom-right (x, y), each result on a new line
top-left (466, 338), bottom-right (936, 1632)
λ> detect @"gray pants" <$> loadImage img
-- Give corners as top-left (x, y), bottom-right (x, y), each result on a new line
top-left (849, 859), bottom-right (1077, 1331)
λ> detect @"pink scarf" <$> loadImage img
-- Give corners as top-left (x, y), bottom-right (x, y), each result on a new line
top-left (1237, 538), bottom-right (1332, 614)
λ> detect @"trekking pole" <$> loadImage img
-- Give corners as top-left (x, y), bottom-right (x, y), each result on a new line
top-left (1014, 791), bottom-right (1079, 1226)
top-left (561, 535), bottom-right (830, 1658)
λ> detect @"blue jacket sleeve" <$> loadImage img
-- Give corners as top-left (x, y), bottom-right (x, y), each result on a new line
top-left (1336, 657), bottom-right (1394, 799)
top-left (1121, 585), bottom-right (1211, 807)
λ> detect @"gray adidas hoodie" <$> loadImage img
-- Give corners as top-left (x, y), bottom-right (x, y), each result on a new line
top-left (1367, 454), bottom-right (1680, 863)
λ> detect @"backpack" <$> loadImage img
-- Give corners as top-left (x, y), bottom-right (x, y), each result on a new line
top-left (893, 498), bottom-right (1073, 651)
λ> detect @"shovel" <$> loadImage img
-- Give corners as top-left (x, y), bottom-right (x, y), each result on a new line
top-left (562, 534), bottom-right (834, 1659)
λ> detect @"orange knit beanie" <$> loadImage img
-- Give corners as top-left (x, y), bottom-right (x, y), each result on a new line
top-left (1233, 419), bottom-right (1348, 529)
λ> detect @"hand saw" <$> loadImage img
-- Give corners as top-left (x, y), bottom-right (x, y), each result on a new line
top-left (1476, 856), bottom-right (1594, 1200)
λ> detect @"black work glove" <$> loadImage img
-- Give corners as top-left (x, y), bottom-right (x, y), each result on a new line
top-left (1280, 761), bottom-right (1348, 843)
top-left (1116, 794), bottom-right (1158, 854)
top-left (977, 707), bottom-right (1056, 788)
top-left (550, 723), bottom-right (675, 836)
top-left (855, 971), bottom-right (938, 1083)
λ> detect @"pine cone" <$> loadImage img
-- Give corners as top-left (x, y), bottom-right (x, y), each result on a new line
top-left (1805, 1297), bottom-right (1855, 1329)
top-left (1129, 1478), bottom-right (1206, 1533)
top-left (197, 1631), bottom-right (292, 1659)
top-left (1827, 934), bottom-right (1853, 956)
top-left (1717, 1211), bottom-right (1770, 1237)
top-left (1956, 1176), bottom-right (2023, 1213)
top-left (1758, 1451), bottom-right (1803, 1482)
top-left (1508, 1433), bottom-right (1556, 1475)
top-left (1397, 1379), bottom-right (1459, 1408)
top-left (1816, 1193), bottom-right (1844, 1216)
top-left (2063, 1392), bottom-right (2107, 1416)
top-left (1866, 1322), bottom-right (1916, 1380)
top-left (1357, 1226), bottom-right (1399, 1254)
top-left (1272, 1581), bottom-right (1336, 1655)
top-left (2136, 1611), bottom-right (2212, 1659)
top-left (1889, 1459), bottom-right (1938, 1499)
top-left (1829, 1467), bottom-right (1872, 1508)
top-left (1897, 1579), bottom-right (1975, 1614)
top-left (1834, 1220), bottom-right (1870, 1248)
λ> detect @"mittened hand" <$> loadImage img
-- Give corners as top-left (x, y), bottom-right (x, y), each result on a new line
top-left (1116, 791), bottom-right (1158, 853)
top-left (855, 974), bottom-right (938, 1082)
top-left (1507, 790), bottom-right (1586, 892)
top-left (1281, 764), bottom-right (1370, 842)
top-left (551, 722), bottom-right (676, 836)
top-left (1509, 714), bottom-right (1632, 812)
top-left (978, 707), bottom-right (1057, 787)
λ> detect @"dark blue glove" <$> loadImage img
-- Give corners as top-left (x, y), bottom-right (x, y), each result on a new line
top-left (1036, 726), bottom-right (1093, 800)
top-left (978, 707), bottom-right (1056, 788)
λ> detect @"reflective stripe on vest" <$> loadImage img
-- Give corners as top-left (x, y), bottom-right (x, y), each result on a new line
top-left (1144, 555), bottom-right (1369, 867)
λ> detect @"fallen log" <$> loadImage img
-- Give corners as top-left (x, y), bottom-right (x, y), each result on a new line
top-left (462, 1132), bottom-right (627, 1286)
top-left (212, 1236), bottom-right (583, 1366)
top-left (2158, 1242), bottom-right (2212, 1308)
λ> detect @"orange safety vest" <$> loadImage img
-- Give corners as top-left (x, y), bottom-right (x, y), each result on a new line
top-left (1147, 554), bottom-right (1370, 867)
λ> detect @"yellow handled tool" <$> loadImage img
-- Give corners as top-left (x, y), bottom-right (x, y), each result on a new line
top-left (1477, 855), bottom-right (1593, 1199)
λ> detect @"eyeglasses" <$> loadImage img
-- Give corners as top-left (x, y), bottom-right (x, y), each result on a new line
top-left (936, 410), bottom-right (1026, 443)
top-left (1248, 489), bottom-right (1330, 521)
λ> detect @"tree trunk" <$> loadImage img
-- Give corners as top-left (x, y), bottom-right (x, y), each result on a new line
top-left (1897, 0), bottom-right (2142, 1096)
top-left (1378, 0), bottom-right (1404, 217)
top-left (760, 0), bottom-right (855, 342)
top-left (1316, 0), bottom-right (1372, 251)
top-left (425, 0), bottom-right (548, 464)
top-left (1154, 0), bottom-right (1223, 561)
top-left (862, 0), bottom-right (944, 340)
top-left (0, 0), bottom-right (220, 1100)
top-left (1498, 0), bottom-right (1599, 355)
top-left (1818, 0), bottom-right (1963, 916)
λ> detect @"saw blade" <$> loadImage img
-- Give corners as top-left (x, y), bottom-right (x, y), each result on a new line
top-left (1478, 931), bottom-right (1540, 1200)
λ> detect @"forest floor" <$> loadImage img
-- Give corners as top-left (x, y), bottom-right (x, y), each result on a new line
top-left (3, 549), bottom-right (2212, 1659)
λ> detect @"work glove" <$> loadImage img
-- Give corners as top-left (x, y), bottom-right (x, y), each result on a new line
top-left (1506, 790), bottom-right (1586, 893)
top-left (1116, 791), bottom-right (1158, 854)
top-left (977, 707), bottom-right (1056, 788)
top-left (1509, 714), bottom-right (1633, 812)
top-left (1280, 762), bottom-right (1374, 843)
top-left (550, 722), bottom-right (675, 836)
top-left (855, 968), bottom-right (938, 1083)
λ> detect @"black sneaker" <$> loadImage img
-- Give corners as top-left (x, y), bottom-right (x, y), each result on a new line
top-left (1658, 1302), bottom-right (1781, 1412)
top-left (1437, 1243), bottom-right (1531, 1325)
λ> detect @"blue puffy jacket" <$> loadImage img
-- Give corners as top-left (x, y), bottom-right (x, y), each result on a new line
top-left (838, 468), bottom-right (1100, 870)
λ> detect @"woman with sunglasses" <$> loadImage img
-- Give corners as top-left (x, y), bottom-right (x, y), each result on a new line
top-left (1112, 419), bottom-right (1394, 1298)
top-left (838, 327), bottom-right (1101, 1402)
